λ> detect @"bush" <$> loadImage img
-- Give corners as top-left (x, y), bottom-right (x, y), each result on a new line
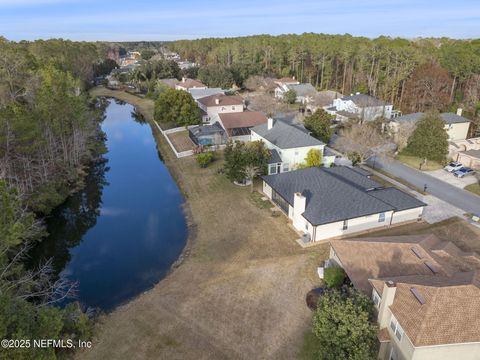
top-left (196, 152), bottom-right (214, 168)
top-left (347, 151), bottom-right (361, 166)
top-left (324, 267), bottom-right (346, 288)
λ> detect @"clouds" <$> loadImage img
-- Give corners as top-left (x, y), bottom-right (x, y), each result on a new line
top-left (0, 0), bottom-right (479, 40)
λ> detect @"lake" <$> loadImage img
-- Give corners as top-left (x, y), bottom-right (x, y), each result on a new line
top-left (28, 99), bottom-right (188, 311)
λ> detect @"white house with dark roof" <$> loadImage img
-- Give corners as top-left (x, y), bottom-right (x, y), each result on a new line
top-left (327, 235), bottom-right (480, 360)
top-left (390, 109), bottom-right (471, 141)
top-left (251, 119), bottom-right (335, 174)
top-left (197, 94), bottom-right (244, 124)
top-left (275, 82), bottom-right (318, 104)
top-left (262, 167), bottom-right (425, 241)
top-left (327, 93), bottom-right (393, 122)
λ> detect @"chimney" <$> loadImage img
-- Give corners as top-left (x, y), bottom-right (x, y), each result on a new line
top-left (356, 92), bottom-right (360, 95)
top-left (292, 76), bottom-right (295, 80)
top-left (267, 118), bottom-right (274, 130)
top-left (182, 77), bottom-right (186, 83)
top-left (457, 108), bottom-right (463, 116)
top-left (293, 192), bottom-right (306, 216)
top-left (377, 281), bottom-right (397, 328)
top-left (350, 93), bottom-right (353, 96)
top-left (215, 98), bottom-right (220, 105)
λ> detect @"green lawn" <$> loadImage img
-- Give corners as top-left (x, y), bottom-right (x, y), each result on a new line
top-left (396, 153), bottom-right (444, 171)
top-left (465, 183), bottom-right (480, 196)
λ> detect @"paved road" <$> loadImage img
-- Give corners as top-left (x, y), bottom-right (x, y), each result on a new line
top-left (367, 157), bottom-right (480, 215)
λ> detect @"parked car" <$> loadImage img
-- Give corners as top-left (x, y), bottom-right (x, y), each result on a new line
top-left (453, 167), bottom-right (475, 178)
top-left (444, 161), bottom-right (463, 172)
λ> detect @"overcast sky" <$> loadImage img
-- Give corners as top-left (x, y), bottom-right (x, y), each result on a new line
top-left (1, 0), bottom-right (479, 41)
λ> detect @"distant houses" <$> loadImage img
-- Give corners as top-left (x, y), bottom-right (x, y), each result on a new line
top-left (326, 93), bottom-right (394, 122)
top-left (175, 77), bottom-right (207, 91)
top-left (262, 166), bottom-right (425, 242)
top-left (274, 77), bottom-right (318, 104)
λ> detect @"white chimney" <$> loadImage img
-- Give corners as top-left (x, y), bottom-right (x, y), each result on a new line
top-left (215, 98), bottom-right (220, 105)
top-left (377, 281), bottom-right (397, 327)
top-left (292, 76), bottom-right (295, 80)
top-left (267, 118), bottom-right (274, 130)
top-left (182, 77), bottom-right (186, 83)
top-left (350, 93), bottom-right (353, 96)
top-left (293, 192), bottom-right (306, 217)
top-left (356, 92), bottom-right (360, 95)
top-left (457, 108), bottom-right (463, 116)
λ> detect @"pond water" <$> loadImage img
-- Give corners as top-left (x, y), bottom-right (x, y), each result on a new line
top-left (28, 99), bottom-right (188, 311)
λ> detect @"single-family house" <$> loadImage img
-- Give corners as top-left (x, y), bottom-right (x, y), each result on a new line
top-left (197, 94), bottom-right (244, 124)
top-left (328, 93), bottom-right (393, 122)
top-left (306, 90), bottom-right (343, 114)
top-left (251, 119), bottom-right (335, 173)
top-left (275, 83), bottom-right (318, 104)
top-left (327, 235), bottom-right (480, 360)
top-left (175, 77), bottom-right (207, 91)
top-left (188, 88), bottom-right (225, 101)
top-left (274, 77), bottom-right (300, 87)
top-left (390, 109), bottom-right (471, 141)
top-left (216, 111), bottom-right (268, 142)
top-left (188, 122), bottom-right (227, 146)
top-left (262, 166), bottom-right (426, 241)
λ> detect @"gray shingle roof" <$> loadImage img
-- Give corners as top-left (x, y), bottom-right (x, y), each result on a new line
top-left (251, 120), bottom-right (324, 149)
top-left (341, 94), bottom-right (388, 107)
top-left (396, 112), bottom-right (471, 125)
top-left (369, 188), bottom-right (426, 211)
top-left (286, 83), bottom-right (317, 97)
top-left (189, 88), bottom-right (224, 100)
top-left (268, 149), bottom-right (282, 164)
top-left (262, 166), bottom-right (425, 225)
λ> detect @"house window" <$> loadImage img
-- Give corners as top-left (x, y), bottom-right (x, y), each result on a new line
top-left (342, 220), bottom-right (348, 230)
top-left (379, 212), bottom-right (386, 223)
top-left (269, 164), bottom-right (278, 175)
top-left (295, 150), bottom-right (299, 156)
top-left (282, 163), bottom-right (289, 172)
top-left (272, 190), bottom-right (289, 214)
top-left (232, 106), bottom-right (235, 110)
top-left (390, 315), bottom-right (404, 341)
top-left (221, 107), bottom-right (226, 111)
top-left (372, 289), bottom-right (381, 307)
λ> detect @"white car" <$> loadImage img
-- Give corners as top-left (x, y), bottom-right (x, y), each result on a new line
top-left (444, 162), bottom-right (463, 172)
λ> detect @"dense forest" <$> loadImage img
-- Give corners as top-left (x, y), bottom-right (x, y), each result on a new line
top-left (167, 34), bottom-right (480, 115)
top-left (0, 37), bottom-right (112, 359)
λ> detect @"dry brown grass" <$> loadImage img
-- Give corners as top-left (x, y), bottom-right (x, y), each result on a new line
top-left (79, 89), bottom-right (328, 360)
top-left (167, 131), bottom-right (195, 152)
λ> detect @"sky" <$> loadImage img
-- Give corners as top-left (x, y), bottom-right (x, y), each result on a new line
top-left (0, 0), bottom-right (479, 41)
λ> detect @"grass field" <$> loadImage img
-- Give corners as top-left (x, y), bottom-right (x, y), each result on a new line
top-left (80, 88), bottom-right (329, 360)
top-left (396, 153), bottom-right (444, 171)
top-left (465, 182), bottom-right (480, 196)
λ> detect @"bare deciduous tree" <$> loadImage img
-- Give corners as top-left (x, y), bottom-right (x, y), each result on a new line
top-left (243, 165), bottom-right (261, 193)
top-left (393, 121), bottom-right (417, 152)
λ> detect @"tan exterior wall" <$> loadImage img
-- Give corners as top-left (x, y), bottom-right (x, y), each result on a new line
top-left (445, 122), bottom-right (470, 141)
top-left (390, 207), bottom-right (424, 225)
top-left (457, 153), bottom-right (480, 170)
top-left (411, 343), bottom-right (480, 360)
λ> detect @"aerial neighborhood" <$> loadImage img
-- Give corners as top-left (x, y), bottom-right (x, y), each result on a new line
top-left (2, 29), bottom-right (480, 360)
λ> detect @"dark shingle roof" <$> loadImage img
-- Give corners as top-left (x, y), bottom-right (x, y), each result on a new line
top-left (369, 187), bottom-right (426, 211)
top-left (268, 149), bottom-right (282, 164)
top-left (396, 112), bottom-right (471, 125)
top-left (341, 94), bottom-right (388, 107)
top-left (286, 83), bottom-right (317, 97)
top-left (251, 120), bottom-right (324, 149)
top-left (263, 167), bottom-right (396, 225)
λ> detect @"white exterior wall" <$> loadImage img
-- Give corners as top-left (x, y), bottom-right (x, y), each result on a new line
top-left (230, 135), bottom-right (251, 142)
top-left (445, 122), bottom-right (470, 141)
top-left (263, 182), bottom-right (273, 199)
top-left (333, 98), bottom-right (393, 121)
top-left (313, 211), bottom-right (394, 241)
top-left (199, 104), bottom-right (244, 124)
top-left (390, 207), bottom-right (424, 225)
top-left (410, 343), bottom-right (480, 360)
top-left (251, 130), bottom-right (325, 170)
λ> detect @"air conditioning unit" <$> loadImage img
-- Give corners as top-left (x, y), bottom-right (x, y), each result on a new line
top-left (302, 233), bottom-right (311, 243)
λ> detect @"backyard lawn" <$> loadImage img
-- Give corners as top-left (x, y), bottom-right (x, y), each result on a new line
top-left (396, 153), bottom-right (444, 171)
top-left (166, 130), bottom-right (195, 152)
top-left (81, 88), bottom-right (328, 360)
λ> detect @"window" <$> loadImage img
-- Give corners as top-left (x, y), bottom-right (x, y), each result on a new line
top-left (282, 163), bottom-right (289, 172)
top-left (295, 150), bottom-right (299, 155)
top-left (269, 164), bottom-right (278, 175)
top-left (221, 107), bottom-right (226, 111)
top-left (372, 289), bottom-right (381, 307)
top-left (231, 106), bottom-right (235, 110)
top-left (390, 315), bottom-right (404, 341)
top-left (379, 212), bottom-right (385, 223)
top-left (342, 220), bottom-right (348, 230)
top-left (272, 190), bottom-right (289, 214)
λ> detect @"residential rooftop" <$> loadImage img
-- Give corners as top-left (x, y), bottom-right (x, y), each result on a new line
top-left (341, 93), bottom-right (389, 107)
top-left (262, 166), bottom-right (425, 226)
top-left (197, 94), bottom-right (244, 107)
top-left (176, 78), bottom-right (206, 89)
top-left (218, 111), bottom-right (267, 134)
top-left (395, 112), bottom-right (471, 125)
top-left (189, 88), bottom-right (224, 100)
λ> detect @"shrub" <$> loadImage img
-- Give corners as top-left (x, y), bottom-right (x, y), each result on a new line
top-left (324, 267), bottom-right (346, 288)
top-left (196, 152), bottom-right (214, 168)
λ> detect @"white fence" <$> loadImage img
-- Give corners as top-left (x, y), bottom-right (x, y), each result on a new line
top-left (152, 121), bottom-right (194, 158)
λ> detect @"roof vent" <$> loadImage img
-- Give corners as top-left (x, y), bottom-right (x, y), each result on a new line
top-left (424, 261), bottom-right (439, 274)
top-left (410, 287), bottom-right (426, 305)
top-left (411, 246), bottom-right (424, 259)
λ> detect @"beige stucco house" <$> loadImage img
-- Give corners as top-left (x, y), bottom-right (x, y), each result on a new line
top-left (262, 167), bottom-right (425, 242)
top-left (196, 94), bottom-right (244, 124)
top-left (327, 235), bottom-right (480, 360)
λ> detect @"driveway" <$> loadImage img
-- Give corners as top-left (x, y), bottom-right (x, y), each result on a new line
top-left (367, 157), bottom-right (480, 216)
top-left (425, 169), bottom-right (478, 189)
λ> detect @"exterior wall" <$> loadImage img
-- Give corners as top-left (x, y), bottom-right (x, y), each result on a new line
top-left (175, 84), bottom-right (207, 91)
top-left (390, 207), bottom-right (424, 225)
top-left (263, 182), bottom-right (273, 199)
top-left (199, 104), bottom-right (244, 124)
top-left (457, 153), bottom-right (480, 170)
top-left (411, 343), bottom-right (480, 360)
top-left (313, 211), bottom-right (394, 241)
top-left (333, 98), bottom-right (393, 121)
top-left (445, 122), bottom-right (470, 141)
top-left (230, 134), bottom-right (251, 142)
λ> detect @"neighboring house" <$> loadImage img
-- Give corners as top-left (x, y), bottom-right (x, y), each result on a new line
top-left (456, 149), bottom-right (480, 170)
top-left (216, 111), bottom-right (268, 142)
top-left (188, 122), bottom-right (227, 146)
top-left (262, 166), bottom-right (426, 241)
top-left (448, 137), bottom-right (480, 165)
top-left (275, 83), bottom-right (318, 104)
top-left (327, 234), bottom-right (480, 360)
top-left (328, 93), bottom-right (393, 122)
top-left (197, 94), bottom-right (244, 124)
top-left (175, 77), bottom-right (207, 91)
top-left (189, 88), bottom-right (225, 101)
top-left (274, 77), bottom-right (300, 87)
top-left (306, 90), bottom-right (343, 113)
top-left (390, 109), bottom-right (471, 141)
top-left (251, 119), bottom-right (335, 173)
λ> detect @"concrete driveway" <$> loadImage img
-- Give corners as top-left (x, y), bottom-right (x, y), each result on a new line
top-left (425, 169), bottom-right (478, 189)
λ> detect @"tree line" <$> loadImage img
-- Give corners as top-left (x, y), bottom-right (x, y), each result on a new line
top-left (167, 34), bottom-right (480, 115)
